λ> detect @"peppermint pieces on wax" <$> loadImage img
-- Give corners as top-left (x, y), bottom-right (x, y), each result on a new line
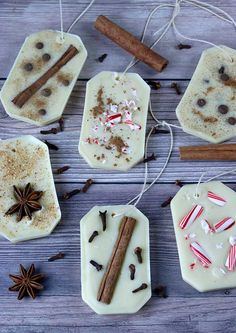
top-left (0, 30), bottom-right (87, 126)
top-left (79, 71), bottom-right (150, 171)
top-left (171, 181), bottom-right (236, 292)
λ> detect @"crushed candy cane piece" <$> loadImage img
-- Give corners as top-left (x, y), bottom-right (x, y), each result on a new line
top-left (85, 137), bottom-right (100, 145)
top-left (225, 244), bottom-right (236, 271)
top-left (110, 104), bottom-right (118, 113)
top-left (229, 235), bottom-right (236, 246)
top-left (216, 243), bottom-right (224, 249)
top-left (214, 217), bottom-right (235, 233)
top-left (185, 233), bottom-right (196, 240)
top-left (124, 120), bottom-right (141, 130)
top-left (190, 242), bottom-right (212, 267)
top-left (189, 262), bottom-right (196, 270)
top-left (207, 191), bottom-right (226, 206)
top-left (200, 219), bottom-right (214, 234)
top-left (179, 205), bottom-right (204, 230)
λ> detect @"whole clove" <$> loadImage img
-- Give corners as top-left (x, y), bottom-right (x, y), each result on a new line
top-left (177, 43), bottom-right (192, 50)
top-left (59, 117), bottom-right (64, 131)
top-left (40, 127), bottom-right (59, 135)
top-left (99, 210), bottom-right (107, 231)
top-left (88, 231), bottom-right (99, 243)
top-left (132, 283), bottom-right (148, 293)
top-left (44, 140), bottom-right (59, 151)
top-left (143, 153), bottom-right (156, 163)
top-left (90, 260), bottom-right (103, 271)
top-left (97, 53), bottom-right (107, 63)
top-left (134, 247), bottom-right (143, 263)
top-left (48, 252), bottom-right (65, 262)
top-left (55, 165), bottom-right (70, 174)
top-left (161, 196), bottom-right (173, 208)
top-left (153, 285), bottom-right (168, 298)
top-left (63, 189), bottom-right (80, 200)
top-left (129, 264), bottom-right (136, 280)
top-left (82, 178), bottom-right (93, 193)
top-left (147, 80), bottom-right (161, 90)
top-left (171, 82), bottom-right (181, 95)
top-left (175, 179), bottom-right (183, 187)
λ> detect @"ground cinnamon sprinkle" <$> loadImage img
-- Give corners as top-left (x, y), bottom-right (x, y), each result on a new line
top-left (192, 109), bottom-right (218, 123)
top-left (108, 136), bottom-right (126, 153)
top-left (91, 87), bottom-right (104, 117)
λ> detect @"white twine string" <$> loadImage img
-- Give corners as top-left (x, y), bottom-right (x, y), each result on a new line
top-left (58, 0), bottom-right (95, 40)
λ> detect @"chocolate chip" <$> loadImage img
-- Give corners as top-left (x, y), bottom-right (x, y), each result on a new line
top-left (62, 79), bottom-right (70, 86)
top-left (41, 88), bottom-right (51, 97)
top-left (42, 53), bottom-right (51, 62)
top-left (218, 104), bottom-right (229, 114)
top-left (36, 42), bottom-right (44, 49)
top-left (220, 73), bottom-right (229, 81)
top-left (219, 66), bottom-right (225, 74)
top-left (24, 63), bottom-right (33, 71)
top-left (38, 109), bottom-right (47, 116)
top-left (228, 117), bottom-right (236, 125)
top-left (197, 98), bottom-right (206, 107)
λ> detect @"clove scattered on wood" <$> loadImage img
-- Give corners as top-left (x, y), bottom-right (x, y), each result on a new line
top-left (59, 117), bottom-right (64, 131)
top-left (161, 196), bottom-right (173, 208)
top-left (132, 283), bottom-right (148, 293)
top-left (82, 178), bottom-right (94, 193)
top-left (147, 80), bottom-right (161, 90)
top-left (48, 252), bottom-right (65, 262)
top-left (175, 179), bottom-right (183, 187)
top-left (99, 210), bottom-right (107, 231)
top-left (63, 189), bottom-right (80, 200)
top-left (134, 247), bottom-right (143, 263)
top-left (129, 264), bottom-right (136, 280)
top-left (153, 285), bottom-right (168, 298)
top-left (55, 165), bottom-right (70, 174)
top-left (90, 260), bottom-right (103, 271)
top-left (88, 231), bottom-right (99, 243)
top-left (143, 153), bottom-right (156, 163)
top-left (96, 53), bottom-right (107, 63)
top-left (40, 127), bottom-right (59, 135)
top-left (44, 140), bottom-right (59, 151)
top-left (171, 82), bottom-right (181, 95)
top-left (177, 43), bottom-right (192, 50)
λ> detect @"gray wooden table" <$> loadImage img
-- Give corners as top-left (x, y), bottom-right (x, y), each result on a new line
top-left (1, 1), bottom-right (236, 332)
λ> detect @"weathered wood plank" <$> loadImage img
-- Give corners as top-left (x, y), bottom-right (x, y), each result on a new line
top-left (0, 1), bottom-right (236, 79)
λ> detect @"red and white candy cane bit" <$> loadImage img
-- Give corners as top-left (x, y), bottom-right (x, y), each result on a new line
top-left (105, 113), bottom-right (122, 125)
top-left (124, 120), bottom-right (141, 130)
top-left (214, 217), bottom-right (235, 233)
top-left (207, 191), bottom-right (226, 207)
top-left (200, 219), bottom-right (214, 234)
top-left (179, 205), bottom-right (204, 230)
top-left (190, 242), bottom-right (212, 267)
top-left (225, 244), bottom-right (236, 271)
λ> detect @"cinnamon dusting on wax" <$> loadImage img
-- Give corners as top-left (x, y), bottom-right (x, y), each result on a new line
top-left (192, 109), bottom-right (218, 123)
top-left (107, 136), bottom-right (127, 154)
top-left (91, 87), bottom-right (104, 117)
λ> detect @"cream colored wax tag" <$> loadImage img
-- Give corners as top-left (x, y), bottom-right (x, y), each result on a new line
top-left (0, 30), bottom-right (87, 126)
top-left (79, 71), bottom-right (150, 171)
top-left (176, 46), bottom-right (236, 143)
top-left (80, 205), bottom-right (151, 314)
top-left (0, 135), bottom-right (61, 243)
top-left (171, 181), bottom-right (236, 292)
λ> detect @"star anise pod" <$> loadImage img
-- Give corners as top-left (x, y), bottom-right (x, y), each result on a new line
top-left (5, 183), bottom-right (43, 222)
top-left (9, 264), bottom-right (44, 300)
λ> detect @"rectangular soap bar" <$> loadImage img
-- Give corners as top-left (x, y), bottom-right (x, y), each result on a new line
top-left (171, 181), bottom-right (236, 292)
top-left (0, 135), bottom-right (61, 243)
top-left (80, 205), bottom-right (151, 314)
top-left (176, 46), bottom-right (236, 143)
top-left (79, 71), bottom-right (150, 171)
top-left (0, 30), bottom-right (87, 126)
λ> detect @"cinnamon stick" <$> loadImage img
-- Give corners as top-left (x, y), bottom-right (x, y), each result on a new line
top-left (179, 144), bottom-right (236, 160)
top-left (97, 216), bottom-right (136, 304)
top-left (95, 15), bottom-right (168, 72)
top-left (12, 45), bottom-right (79, 108)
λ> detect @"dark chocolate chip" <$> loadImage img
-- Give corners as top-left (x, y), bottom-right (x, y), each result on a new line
top-left (228, 117), bottom-right (236, 125)
top-left (197, 98), bottom-right (206, 107)
top-left (220, 73), bottom-right (230, 81)
top-left (218, 104), bottom-right (229, 114)
top-left (219, 66), bottom-right (225, 74)
top-left (62, 79), bottom-right (70, 86)
top-left (38, 109), bottom-right (47, 116)
top-left (41, 88), bottom-right (51, 97)
top-left (24, 63), bottom-right (33, 71)
top-left (36, 42), bottom-right (44, 49)
top-left (42, 53), bottom-right (51, 62)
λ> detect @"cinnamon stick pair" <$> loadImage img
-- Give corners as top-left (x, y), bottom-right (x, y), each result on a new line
top-left (179, 144), bottom-right (236, 160)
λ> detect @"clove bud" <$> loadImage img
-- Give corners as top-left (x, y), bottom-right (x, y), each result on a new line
top-left (90, 260), bottom-right (103, 271)
top-left (129, 264), bottom-right (136, 280)
top-left (134, 247), bottom-right (143, 263)
top-left (132, 283), bottom-right (148, 293)
top-left (88, 231), bottom-right (99, 243)
top-left (99, 210), bottom-right (107, 231)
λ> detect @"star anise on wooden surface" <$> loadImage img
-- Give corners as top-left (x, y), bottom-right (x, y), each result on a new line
top-left (5, 183), bottom-right (43, 222)
top-left (9, 264), bottom-right (44, 300)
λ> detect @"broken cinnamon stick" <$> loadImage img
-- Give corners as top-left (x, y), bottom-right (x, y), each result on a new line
top-left (95, 15), bottom-right (168, 72)
top-left (179, 144), bottom-right (236, 160)
top-left (97, 216), bottom-right (136, 304)
top-left (12, 45), bottom-right (79, 108)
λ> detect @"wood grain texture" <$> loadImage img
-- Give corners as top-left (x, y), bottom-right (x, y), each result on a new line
top-left (1, 0), bottom-right (236, 332)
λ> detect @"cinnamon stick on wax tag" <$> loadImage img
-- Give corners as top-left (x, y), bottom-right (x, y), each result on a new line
top-left (179, 144), bottom-right (236, 160)
top-left (95, 15), bottom-right (168, 72)
top-left (97, 216), bottom-right (136, 304)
